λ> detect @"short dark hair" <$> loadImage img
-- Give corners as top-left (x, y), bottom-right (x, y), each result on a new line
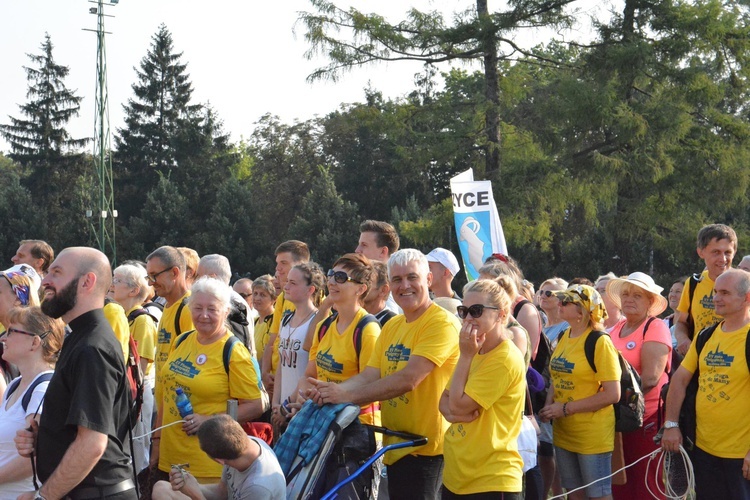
top-left (359, 220), bottom-right (399, 255)
top-left (697, 224), bottom-right (737, 251)
top-left (197, 414), bottom-right (248, 460)
top-left (333, 253), bottom-right (374, 305)
top-left (275, 240), bottom-right (310, 263)
top-left (146, 246), bottom-right (186, 273)
top-left (20, 240), bottom-right (54, 272)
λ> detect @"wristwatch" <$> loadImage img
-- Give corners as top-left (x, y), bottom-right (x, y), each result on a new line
top-left (664, 420), bottom-right (680, 429)
top-left (34, 489), bottom-right (47, 500)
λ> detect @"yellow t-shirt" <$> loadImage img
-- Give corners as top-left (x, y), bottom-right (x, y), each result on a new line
top-left (159, 330), bottom-right (262, 477)
top-left (367, 303), bottom-right (460, 465)
top-left (103, 301), bottom-right (129, 364)
top-left (253, 314), bottom-right (274, 365)
top-left (269, 292), bottom-right (295, 335)
top-left (155, 292), bottom-right (193, 404)
top-left (677, 270), bottom-right (720, 335)
top-left (126, 306), bottom-right (158, 379)
top-left (681, 322), bottom-right (750, 458)
top-left (443, 339), bottom-right (526, 495)
top-left (310, 308), bottom-right (381, 425)
top-left (550, 328), bottom-right (621, 454)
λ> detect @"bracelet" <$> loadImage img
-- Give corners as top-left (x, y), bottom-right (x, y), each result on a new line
top-left (562, 403), bottom-right (568, 417)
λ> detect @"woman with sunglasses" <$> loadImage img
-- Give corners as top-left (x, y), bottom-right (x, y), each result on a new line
top-left (538, 278), bottom-right (570, 349)
top-left (0, 306), bottom-right (64, 499)
top-left (439, 279), bottom-right (526, 499)
top-left (297, 254), bottom-right (381, 422)
top-left (271, 262), bottom-right (324, 431)
top-left (539, 285), bottom-right (621, 500)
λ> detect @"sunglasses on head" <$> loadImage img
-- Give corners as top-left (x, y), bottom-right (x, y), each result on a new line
top-left (456, 304), bottom-right (499, 319)
top-left (326, 269), bottom-right (362, 284)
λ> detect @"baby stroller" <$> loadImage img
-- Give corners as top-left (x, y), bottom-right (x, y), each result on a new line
top-left (274, 401), bottom-right (426, 500)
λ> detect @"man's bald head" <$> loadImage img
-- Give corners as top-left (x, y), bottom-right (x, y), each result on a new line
top-left (58, 247), bottom-right (112, 297)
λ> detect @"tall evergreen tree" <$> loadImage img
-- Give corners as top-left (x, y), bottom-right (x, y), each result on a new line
top-left (0, 33), bottom-right (86, 162)
top-left (115, 24), bottom-right (202, 220)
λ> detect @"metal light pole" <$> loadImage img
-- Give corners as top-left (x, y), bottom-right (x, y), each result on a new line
top-left (84, 0), bottom-right (118, 264)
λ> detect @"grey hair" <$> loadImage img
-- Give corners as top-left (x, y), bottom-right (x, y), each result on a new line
top-left (540, 277), bottom-right (569, 290)
top-left (113, 263), bottom-right (151, 302)
top-left (595, 272), bottom-right (618, 286)
top-left (189, 276), bottom-right (232, 310)
top-left (198, 254), bottom-right (232, 284)
top-left (388, 249), bottom-right (429, 277)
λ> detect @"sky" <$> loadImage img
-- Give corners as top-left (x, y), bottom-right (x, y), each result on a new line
top-left (0, 0), bottom-right (611, 154)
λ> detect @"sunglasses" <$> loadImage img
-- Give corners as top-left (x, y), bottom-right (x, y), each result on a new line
top-left (456, 304), bottom-right (499, 319)
top-left (539, 290), bottom-right (554, 298)
top-left (327, 269), bottom-right (361, 284)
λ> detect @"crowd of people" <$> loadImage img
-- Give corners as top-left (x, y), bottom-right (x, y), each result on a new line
top-left (0, 221), bottom-right (747, 500)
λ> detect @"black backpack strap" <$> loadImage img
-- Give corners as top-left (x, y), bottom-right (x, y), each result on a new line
top-left (584, 330), bottom-right (606, 373)
top-left (746, 327), bottom-right (750, 373)
top-left (223, 335), bottom-right (241, 374)
top-left (513, 299), bottom-right (530, 319)
top-left (127, 307), bottom-right (157, 325)
top-left (22, 373), bottom-right (53, 412)
top-left (174, 297), bottom-right (188, 337)
top-left (281, 310), bottom-right (295, 328)
top-left (173, 329), bottom-right (196, 350)
top-left (353, 314), bottom-right (378, 360)
top-left (317, 313), bottom-right (338, 344)
top-left (695, 323), bottom-right (719, 355)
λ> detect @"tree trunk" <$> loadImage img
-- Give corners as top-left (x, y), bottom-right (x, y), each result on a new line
top-left (478, 0), bottom-right (501, 178)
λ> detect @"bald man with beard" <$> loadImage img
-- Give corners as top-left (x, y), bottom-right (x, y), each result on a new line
top-left (15, 247), bottom-right (137, 500)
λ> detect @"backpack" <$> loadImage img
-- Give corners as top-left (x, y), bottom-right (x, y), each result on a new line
top-left (227, 297), bottom-right (254, 354)
top-left (4, 372), bottom-right (54, 412)
top-left (677, 323), bottom-right (750, 446)
top-left (684, 272), bottom-right (702, 340)
top-left (529, 333), bottom-right (552, 414)
top-left (557, 329), bottom-right (645, 433)
top-left (316, 313), bottom-right (379, 364)
top-left (174, 297), bottom-right (189, 337)
top-left (126, 335), bottom-right (145, 425)
top-left (127, 307), bottom-right (158, 326)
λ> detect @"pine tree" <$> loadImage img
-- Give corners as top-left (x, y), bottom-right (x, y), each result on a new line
top-left (0, 33), bottom-right (86, 162)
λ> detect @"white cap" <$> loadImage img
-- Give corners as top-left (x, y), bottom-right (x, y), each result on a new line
top-left (426, 248), bottom-right (460, 276)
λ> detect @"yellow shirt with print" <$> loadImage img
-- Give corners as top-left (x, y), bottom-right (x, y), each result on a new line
top-left (367, 303), bottom-right (460, 465)
top-left (155, 292), bottom-right (193, 404)
top-left (681, 322), bottom-right (750, 458)
top-left (103, 301), bottom-right (129, 364)
top-left (550, 328), bottom-right (621, 454)
top-left (677, 270), bottom-right (720, 335)
top-left (159, 330), bottom-right (262, 477)
top-left (254, 314), bottom-right (274, 366)
top-left (310, 308), bottom-right (381, 425)
top-left (126, 305), bottom-right (158, 379)
top-left (443, 339), bottom-right (526, 495)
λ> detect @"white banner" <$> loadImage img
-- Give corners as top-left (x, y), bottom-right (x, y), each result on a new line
top-left (450, 169), bottom-right (507, 281)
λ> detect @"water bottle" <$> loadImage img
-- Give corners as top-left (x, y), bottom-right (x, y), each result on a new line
top-left (175, 387), bottom-right (193, 418)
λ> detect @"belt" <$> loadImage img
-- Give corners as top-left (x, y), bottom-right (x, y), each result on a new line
top-left (67, 479), bottom-right (135, 500)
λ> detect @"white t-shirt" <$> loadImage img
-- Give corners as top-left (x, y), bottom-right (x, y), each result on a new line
top-left (223, 437), bottom-right (286, 500)
top-left (277, 312), bottom-right (315, 404)
top-left (0, 371), bottom-right (52, 500)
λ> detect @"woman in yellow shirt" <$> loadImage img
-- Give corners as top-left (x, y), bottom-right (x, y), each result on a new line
top-left (439, 278), bottom-right (526, 498)
top-left (539, 285), bottom-right (621, 500)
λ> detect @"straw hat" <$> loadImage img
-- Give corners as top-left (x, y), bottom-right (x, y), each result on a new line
top-left (606, 272), bottom-right (668, 317)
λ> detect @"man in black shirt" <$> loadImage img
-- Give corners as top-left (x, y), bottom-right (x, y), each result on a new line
top-left (15, 247), bottom-right (137, 500)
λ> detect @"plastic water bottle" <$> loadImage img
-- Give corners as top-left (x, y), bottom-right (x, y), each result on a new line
top-left (175, 388), bottom-right (193, 418)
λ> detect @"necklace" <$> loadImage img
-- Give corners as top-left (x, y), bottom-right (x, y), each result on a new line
top-left (283, 310), bottom-right (317, 345)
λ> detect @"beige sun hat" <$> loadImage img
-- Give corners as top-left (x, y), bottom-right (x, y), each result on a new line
top-left (606, 272), bottom-right (668, 317)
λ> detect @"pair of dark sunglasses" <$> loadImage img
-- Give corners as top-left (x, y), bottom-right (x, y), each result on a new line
top-left (539, 290), bottom-right (555, 298)
top-left (327, 269), bottom-right (362, 284)
top-left (456, 304), bottom-right (499, 319)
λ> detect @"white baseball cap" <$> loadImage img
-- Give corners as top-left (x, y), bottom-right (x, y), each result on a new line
top-left (426, 248), bottom-right (460, 276)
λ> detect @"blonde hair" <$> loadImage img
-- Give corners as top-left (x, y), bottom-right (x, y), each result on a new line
top-left (463, 279), bottom-right (512, 318)
top-left (7, 306), bottom-right (65, 364)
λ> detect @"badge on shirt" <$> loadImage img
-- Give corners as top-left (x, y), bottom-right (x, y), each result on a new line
top-left (196, 354), bottom-right (207, 365)
top-left (626, 341), bottom-right (636, 350)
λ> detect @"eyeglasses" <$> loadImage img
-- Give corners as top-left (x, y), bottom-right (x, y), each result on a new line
top-left (456, 304), bottom-right (499, 319)
top-left (327, 269), bottom-right (361, 284)
top-left (3, 327), bottom-right (49, 339)
top-left (145, 267), bottom-right (172, 284)
top-left (539, 290), bottom-right (554, 298)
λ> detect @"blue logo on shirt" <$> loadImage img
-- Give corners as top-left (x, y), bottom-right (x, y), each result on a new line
top-left (316, 348), bottom-right (344, 374)
top-left (169, 357), bottom-right (200, 378)
top-left (699, 294), bottom-right (714, 310)
top-left (158, 328), bottom-right (171, 344)
top-left (704, 345), bottom-right (734, 367)
top-left (550, 354), bottom-right (575, 374)
top-left (385, 343), bottom-right (411, 363)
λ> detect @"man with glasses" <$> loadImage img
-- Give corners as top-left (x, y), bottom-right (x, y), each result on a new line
top-left (145, 246), bottom-right (194, 428)
top-left (15, 247), bottom-right (137, 500)
top-left (310, 249), bottom-right (460, 500)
